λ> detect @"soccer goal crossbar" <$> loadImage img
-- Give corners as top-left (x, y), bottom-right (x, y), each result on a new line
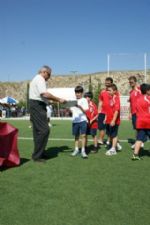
top-left (107, 53), bottom-right (148, 83)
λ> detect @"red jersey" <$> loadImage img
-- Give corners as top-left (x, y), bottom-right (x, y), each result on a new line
top-left (105, 94), bottom-right (121, 125)
top-left (86, 100), bottom-right (98, 129)
top-left (129, 86), bottom-right (141, 115)
top-left (98, 89), bottom-right (110, 114)
top-left (136, 95), bottom-right (150, 129)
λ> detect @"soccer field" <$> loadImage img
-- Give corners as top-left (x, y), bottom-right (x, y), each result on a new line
top-left (0, 119), bottom-right (150, 225)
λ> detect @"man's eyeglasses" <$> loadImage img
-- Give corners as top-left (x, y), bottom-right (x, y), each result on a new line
top-left (46, 71), bottom-right (51, 77)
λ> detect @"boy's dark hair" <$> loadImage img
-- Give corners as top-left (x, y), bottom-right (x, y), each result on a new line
top-left (105, 77), bottom-right (113, 83)
top-left (129, 76), bottom-right (137, 82)
top-left (140, 83), bottom-right (148, 94)
top-left (147, 84), bottom-right (150, 91)
top-left (75, 85), bottom-right (84, 93)
top-left (84, 91), bottom-right (93, 99)
top-left (109, 83), bottom-right (118, 91)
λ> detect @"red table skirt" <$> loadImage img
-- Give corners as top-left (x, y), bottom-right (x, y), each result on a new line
top-left (0, 122), bottom-right (20, 167)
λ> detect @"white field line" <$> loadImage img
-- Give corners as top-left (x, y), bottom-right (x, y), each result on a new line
top-left (19, 137), bottom-right (132, 142)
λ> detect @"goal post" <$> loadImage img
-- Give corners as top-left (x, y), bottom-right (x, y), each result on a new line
top-left (107, 52), bottom-right (148, 83)
top-left (106, 52), bottom-right (149, 120)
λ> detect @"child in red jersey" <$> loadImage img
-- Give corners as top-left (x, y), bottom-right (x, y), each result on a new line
top-left (105, 84), bottom-right (122, 156)
top-left (132, 84), bottom-right (150, 160)
top-left (84, 92), bottom-right (98, 153)
top-left (98, 77), bottom-right (113, 145)
top-left (128, 76), bottom-right (142, 148)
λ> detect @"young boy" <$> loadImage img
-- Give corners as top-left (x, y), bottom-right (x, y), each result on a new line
top-left (105, 84), bottom-right (122, 156)
top-left (84, 92), bottom-right (98, 153)
top-left (98, 77), bottom-right (113, 145)
top-left (132, 84), bottom-right (150, 160)
top-left (70, 86), bottom-right (89, 158)
top-left (128, 76), bottom-right (143, 149)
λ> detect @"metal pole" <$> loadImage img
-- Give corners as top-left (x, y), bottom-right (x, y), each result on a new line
top-left (57, 102), bottom-right (60, 117)
top-left (144, 53), bottom-right (147, 83)
top-left (107, 54), bottom-right (110, 76)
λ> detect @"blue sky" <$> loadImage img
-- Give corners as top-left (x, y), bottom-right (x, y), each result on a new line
top-left (0, 0), bottom-right (150, 81)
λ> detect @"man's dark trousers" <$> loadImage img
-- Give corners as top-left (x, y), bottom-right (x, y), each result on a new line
top-left (29, 100), bottom-right (50, 160)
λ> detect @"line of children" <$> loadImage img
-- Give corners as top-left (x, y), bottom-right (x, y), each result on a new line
top-left (70, 84), bottom-right (122, 158)
top-left (70, 86), bottom-right (99, 158)
top-left (70, 81), bottom-right (149, 160)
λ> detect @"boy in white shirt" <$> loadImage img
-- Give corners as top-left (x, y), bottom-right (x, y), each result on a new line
top-left (70, 86), bottom-right (89, 158)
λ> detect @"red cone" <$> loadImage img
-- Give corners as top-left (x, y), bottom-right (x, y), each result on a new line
top-left (0, 122), bottom-right (20, 167)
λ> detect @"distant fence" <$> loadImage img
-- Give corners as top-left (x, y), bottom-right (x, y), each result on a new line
top-left (120, 96), bottom-right (129, 120)
top-left (1, 96), bottom-right (130, 120)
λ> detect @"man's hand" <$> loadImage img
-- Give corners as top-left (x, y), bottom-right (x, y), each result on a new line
top-left (110, 120), bottom-right (115, 126)
top-left (59, 98), bottom-right (67, 104)
top-left (90, 119), bottom-right (93, 124)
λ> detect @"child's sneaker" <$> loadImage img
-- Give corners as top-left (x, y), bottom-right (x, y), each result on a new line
top-left (105, 148), bottom-right (117, 156)
top-left (117, 143), bottom-right (122, 151)
top-left (132, 154), bottom-right (141, 160)
top-left (98, 140), bottom-right (104, 145)
top-left (141, 143), bottom-right (144, 148)
top-left (81, 152), bottom-right (88, 158)
top-left (131, 144), bottom-right (135, 149)
top-left (71, 150), bottom-right (79, 156)
top-left (106, 140), bottom-right (110, 145)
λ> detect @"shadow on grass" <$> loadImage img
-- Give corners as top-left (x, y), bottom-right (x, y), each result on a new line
top-left (128, 138), bottom-right (135, 144)
top-left (85, 144), bottom-right (100, 154)
top-left (45, 145), bottom-right (72, 159)
top-left (140, 149), bottom-right (150, 157)
top-left (0, 157), bottom-right (30, 172)
top-left (50, 123), bottom-right (57, 127)
top-left (20, 157), bottom-right (30, 165)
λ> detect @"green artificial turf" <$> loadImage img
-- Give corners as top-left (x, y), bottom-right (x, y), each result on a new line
top-left (0, 120), bottom-right (150, 225)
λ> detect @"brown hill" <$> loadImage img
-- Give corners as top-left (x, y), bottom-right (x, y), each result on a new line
top-left (0, 71), bottom-right (149, 102)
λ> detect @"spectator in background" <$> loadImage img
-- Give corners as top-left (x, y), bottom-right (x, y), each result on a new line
top-left (0, 102), bottom-right (5, 118)
top-left (46, 104), bottom-right (53, 127)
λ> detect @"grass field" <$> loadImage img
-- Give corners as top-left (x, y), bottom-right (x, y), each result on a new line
top-left (0, 119), bottom-right (150, 225)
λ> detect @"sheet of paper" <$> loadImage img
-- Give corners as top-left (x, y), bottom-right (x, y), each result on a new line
top-left (47, 88), bottom-right (76, 101)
